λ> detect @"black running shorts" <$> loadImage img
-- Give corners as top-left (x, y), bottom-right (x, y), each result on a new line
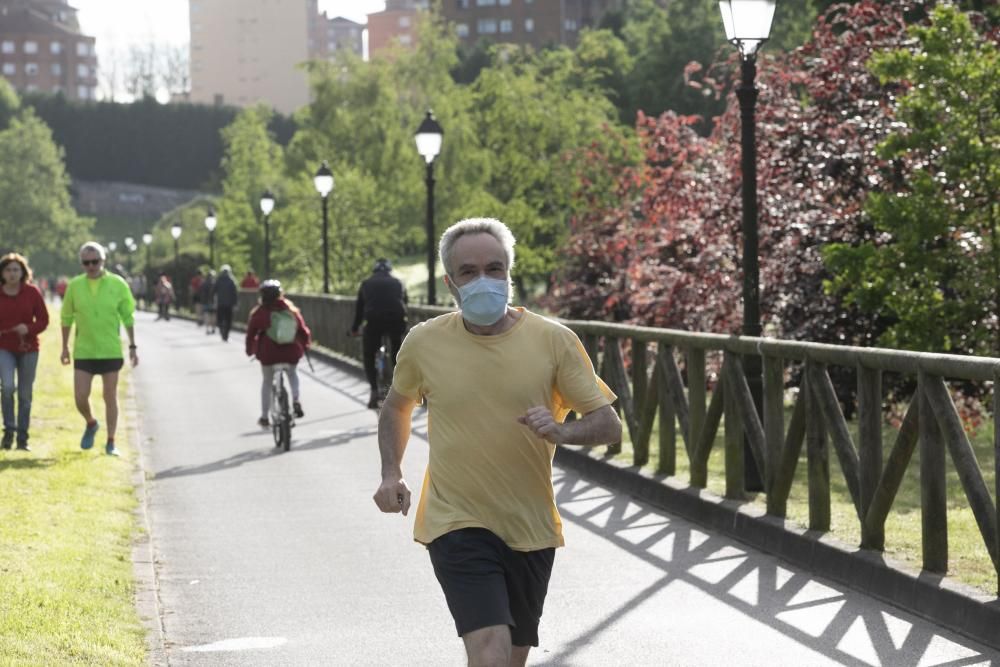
top-left (428, 527), bottom-right (555, 647)
top-left (74, 358), bottom-right (124, 375)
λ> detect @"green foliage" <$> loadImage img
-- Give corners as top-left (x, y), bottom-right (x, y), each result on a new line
top-left (23, 94), bottom-right (295, 190)
top-left (0, 101), bottom-right (92, 276)
top-left (215, 106), bottom-right (285, 280)
top-left (824, 4), bottom-right (999, 354)
top-left (0, 78), bottom-right (20, 130)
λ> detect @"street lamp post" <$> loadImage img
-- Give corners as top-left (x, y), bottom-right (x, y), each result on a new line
top-left (720, 0), bottom-right (776, 493)
top-left (204, 208), bottom-right (217, 268)
top-left (314, 162), bottom-right (334, 294)
top-left (414, 110), bottom-right (443, 305)
top-left (142, 233), bottom-right (153, 269)
top-left (124, 237), bottom-right (135, 273)
top-left (107, 241), bottom-right (117, 267)
top-left (259, 190), bottom-right (275, 278)
top-left (170, 224), bottom-right (182, 277)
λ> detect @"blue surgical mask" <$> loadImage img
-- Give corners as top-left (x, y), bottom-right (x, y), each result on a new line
top-left (456, 276), bottom-right (509, 326)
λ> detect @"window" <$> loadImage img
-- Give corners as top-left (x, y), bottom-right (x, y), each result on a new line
top-left (525, 18), bottom-right (534, 32)
top-left (77, 64), bottom-right (89, 77)
top-left (1, 41), bottom-right (14, 54)
top-left (500, 19), bottom-right (512, 33)
top-left (476, 0), bottom-right (496, 5)
top-left (76, 42), bottom-right (89, 56)
top-left (51, 63), bottom-right (62, 76)
top-left (24, 41), bottom-right (38, 54)
top-left (456, 23), bottom-right (469, 37)
top-left (1, 63), bottom-right (14, 75)
top-left (25, 83), bottom-right (37, 92)
top-left (499, 0), bottom-right (511, 4)
top-left (457, 0), bottom-right (469, 7)
top-left (564, 19), bottom-right (578, 30)
top-left (399, 34), bottom-right (412, 45)
top-left (399, 16), bottom-right (410, 27)
top-left (77, 85), bottom-right (89, 99)
top-left (50, 41), bottom-right (62, 54)
top-left (25, 62), bottom-right (38, 76)
top-left (477, 18), bottom-right (497, 33)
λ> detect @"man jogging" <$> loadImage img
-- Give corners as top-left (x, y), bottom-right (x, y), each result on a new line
top-left (373, 218), bottom-right (621, 665)
top-left (60, 242), bottom-right (137, 457)
top-left (350, 258), bottom-right (407, 408)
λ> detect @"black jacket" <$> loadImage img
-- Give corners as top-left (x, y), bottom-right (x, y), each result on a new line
top-left (214, 272), bottom-right (239, 308)
top-left (351, 271), bottom-right (407, 330)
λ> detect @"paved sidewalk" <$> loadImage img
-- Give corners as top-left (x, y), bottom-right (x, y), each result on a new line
top-left (132, 313), bottom-right (1000, 665)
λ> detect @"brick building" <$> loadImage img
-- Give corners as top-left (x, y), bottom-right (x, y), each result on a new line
top-left (313, 14), bottom-right (363, 59)
top-left (0, 0), bottom-right (98, 101)
top-left (441, 0), bottom-right (623, 49)
top-left (367, 0), bottom-right (428, 58)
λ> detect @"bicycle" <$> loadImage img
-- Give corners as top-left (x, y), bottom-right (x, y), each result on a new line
top-left (373, 335), bottom-right (393, 408)
top-left (269, 362), bottom-right (294, 452)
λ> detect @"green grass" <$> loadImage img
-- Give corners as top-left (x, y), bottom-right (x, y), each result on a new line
top-left (608, 398), bottom-right (999, 595)
top-left (0, 318), bottom-right (146, 665)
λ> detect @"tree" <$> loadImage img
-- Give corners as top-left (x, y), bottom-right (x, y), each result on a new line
top-left (824, 4), bottom-right (1000, 354)
top-left (0, 92), bottom-right (92, 274)
top-left (215, 106), bottom-right (285, 280)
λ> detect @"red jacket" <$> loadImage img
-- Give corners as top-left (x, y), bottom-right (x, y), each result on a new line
top-left (0, 284), bottom-right (49, 353)
top-left (245, 298), bottom-right (311, 365)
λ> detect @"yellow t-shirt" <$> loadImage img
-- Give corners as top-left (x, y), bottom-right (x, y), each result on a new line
top-left (392, 308), bottom-right (616, 551)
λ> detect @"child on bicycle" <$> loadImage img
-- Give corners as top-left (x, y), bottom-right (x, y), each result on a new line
top-left (245, 280), bottom-right (311, 427)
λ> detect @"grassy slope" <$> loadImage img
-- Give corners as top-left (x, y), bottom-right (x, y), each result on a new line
top-left (0, 315), bottom-right (145, 665)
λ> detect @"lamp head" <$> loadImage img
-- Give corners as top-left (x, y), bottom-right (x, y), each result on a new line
top-left (314, 161), bottom-right (334, 198)
top-left (719, 0), bottom-right (776, 58)
top-left (205, 208), bottom-right (217, 232)
top-left (414, 110), bottom-right (443, 164)
top-left (260, 190), bottom-right (276, 216)
top-left (170, 224), bottom-right (182, 240)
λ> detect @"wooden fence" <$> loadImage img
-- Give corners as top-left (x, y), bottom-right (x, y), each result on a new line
top-left (237, 291), bottom-right (1000, 593)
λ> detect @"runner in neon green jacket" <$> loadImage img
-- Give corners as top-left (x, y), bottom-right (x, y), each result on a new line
top-left (60, 242), bottom-right (138, 457)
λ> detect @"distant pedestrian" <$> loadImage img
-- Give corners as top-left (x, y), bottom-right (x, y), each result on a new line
top-left (0, 253), bottom-right (49, 451)
top-left (240, 269), bottom-right (260, 290)
top-left (373, 218), bottom-right (621, 665)
top-left (154, 274), bottom-right (175, 321)
top-left (190, 270), bottom-right (204, 325)
top-left (199, 270), bottom-right (216, 334)
top-left (213, 265), bottom-right (238, 342)
top-left (60, 242), bottom-right (137, 457)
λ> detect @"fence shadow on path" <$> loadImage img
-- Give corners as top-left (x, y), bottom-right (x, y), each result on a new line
top-left (541, 469), bottom-right (998, 667)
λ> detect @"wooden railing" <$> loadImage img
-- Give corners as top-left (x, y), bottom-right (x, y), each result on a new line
top-left (237, 291), bottom-right (1000, 592)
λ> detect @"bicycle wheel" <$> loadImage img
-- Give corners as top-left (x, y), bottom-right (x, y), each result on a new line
top-left (270, 370), bottom-right (292, 451)
top-left (375, 340), bottom-right (393, 403)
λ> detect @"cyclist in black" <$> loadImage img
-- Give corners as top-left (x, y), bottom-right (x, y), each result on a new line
top-left (350, 258), bottom-right (407, 409)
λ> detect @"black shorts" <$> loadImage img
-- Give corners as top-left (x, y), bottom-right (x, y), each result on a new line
top-left (428, 528), bottom-right (555, 647)
top-left (74, 358), bottom-right (124, 375)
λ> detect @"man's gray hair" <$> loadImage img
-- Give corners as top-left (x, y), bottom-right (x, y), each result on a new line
top-left (79, 241), bottom-right (106, 260)
top-left (439, 217), bottom-right (516, 277)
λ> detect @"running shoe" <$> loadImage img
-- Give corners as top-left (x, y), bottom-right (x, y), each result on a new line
top-left (105, 442), bottom-right (120, 457)
top-left (293, 401), bottom-right (304, 418)
top-left (80, 421), bottom-right (100, 450)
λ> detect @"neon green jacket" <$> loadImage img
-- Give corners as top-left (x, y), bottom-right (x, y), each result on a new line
top-left (61, 273), bottom-right (135, 360)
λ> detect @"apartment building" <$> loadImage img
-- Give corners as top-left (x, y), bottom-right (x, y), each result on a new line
top-left (189, 0), bottom-right (313, 115)
top-left (441, 0), bottom-right (623, 49)
top-left (368, 0), bottom-right (428, 58)
top-left (313, 14), bottom-right (363, 60)
top-left (0, 0), bottom-right (97, 101)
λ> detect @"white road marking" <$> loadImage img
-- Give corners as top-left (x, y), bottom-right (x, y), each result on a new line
top-left (181, 637), bottom-right (288, 652)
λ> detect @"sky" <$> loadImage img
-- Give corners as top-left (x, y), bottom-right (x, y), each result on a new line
top-left (72, 0), bottom-right (386, 53)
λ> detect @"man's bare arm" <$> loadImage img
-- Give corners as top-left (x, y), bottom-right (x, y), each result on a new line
top-left (518, 404), bottom-right (621, 446)
top-left (373, 388), bottom-right (418, 515)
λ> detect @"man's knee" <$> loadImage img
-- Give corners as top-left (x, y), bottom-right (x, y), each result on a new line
top-left (463, 625), bottom-right (511, 667)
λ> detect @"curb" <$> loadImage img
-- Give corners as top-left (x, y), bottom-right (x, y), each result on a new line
top-left (553, 445), bottom-right (1000, 652)
top-left (125, 369), bottom-right (168, 666)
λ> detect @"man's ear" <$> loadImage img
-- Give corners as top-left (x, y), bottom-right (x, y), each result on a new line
top-left (443, 274), bottom-right (451, 288)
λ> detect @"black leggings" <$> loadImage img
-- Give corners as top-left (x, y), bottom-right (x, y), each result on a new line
top-left (216, 306), bottom-right (234, 340)
top-left (362, 319), bottom-right (405, 392)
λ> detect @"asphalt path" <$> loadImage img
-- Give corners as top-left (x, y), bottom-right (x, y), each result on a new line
top-left (133, 312), bottom-right (1000, 666)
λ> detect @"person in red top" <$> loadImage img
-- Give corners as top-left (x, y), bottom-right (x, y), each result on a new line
top-left (245, 280), bottom-right (311, 427)
top-left (0, 253), bottom-right (49, 451)
top-left (189, 270), bottom-right (204, 324)
top-left (240, 269), bottom-right (260, 290)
